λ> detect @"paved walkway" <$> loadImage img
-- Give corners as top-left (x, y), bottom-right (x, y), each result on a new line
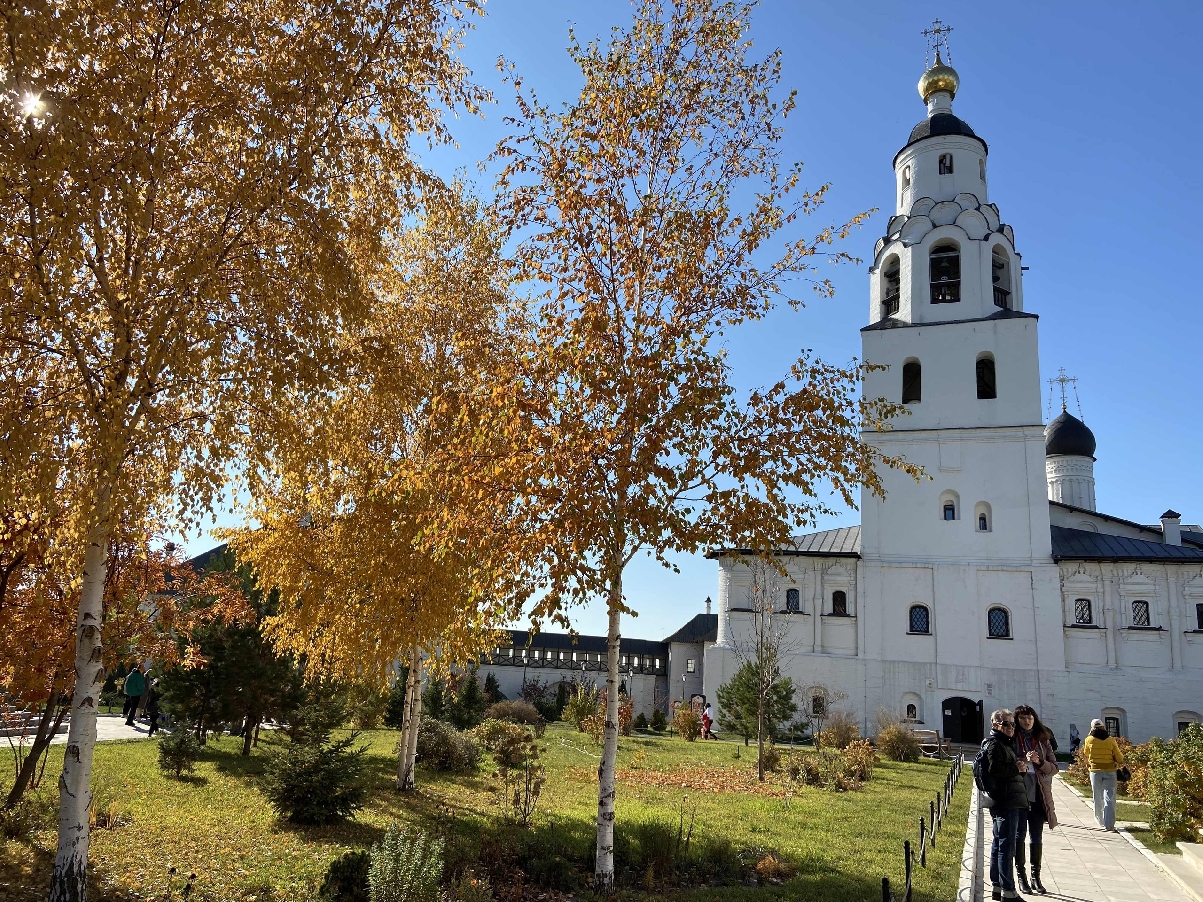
top-left (973, 776), bottom-right (1193, 902)
top-left (46, 713), bottom-right (157, 744)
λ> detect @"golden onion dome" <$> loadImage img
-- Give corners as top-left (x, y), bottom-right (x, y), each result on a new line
top-left (917, 53), bottom-right (960, 102)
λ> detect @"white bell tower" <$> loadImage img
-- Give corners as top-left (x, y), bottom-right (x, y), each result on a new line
top-left (858, 24), bottom-right (1061, 684)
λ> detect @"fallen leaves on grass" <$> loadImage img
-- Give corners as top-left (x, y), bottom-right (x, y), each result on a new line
top-left (582, 763), bottom-right (796, 797)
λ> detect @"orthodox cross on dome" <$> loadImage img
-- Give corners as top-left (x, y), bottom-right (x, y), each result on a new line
top-left (1047, 367), bottom-right (1084, 419)
top-left (922, 18), bottom-right (954, 67)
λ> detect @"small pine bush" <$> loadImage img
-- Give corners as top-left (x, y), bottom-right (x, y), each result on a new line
top-left (650, 708), bottom-right (667, 732)
top-left (264, 734), bottom-right (369, 824)
top-left (369, 823), bottom-right (444, 902)
top-left (633, 712), bottom-right (649, 730)
top-left (319, 849), bottom-right (371, 902)
top-left (158, 726), bottom-right (202, 778)
top-left (876, 724), bottom-right (921, 762)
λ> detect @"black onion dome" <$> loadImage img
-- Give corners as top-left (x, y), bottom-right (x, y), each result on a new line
top-left (1045, 411), bottom-right (1096, 458)
top-left (894, 113), bottom-right (988, 164)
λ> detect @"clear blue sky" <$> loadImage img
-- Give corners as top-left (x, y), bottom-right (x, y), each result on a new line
top-left (185, 1), bottom-right (1203, 642)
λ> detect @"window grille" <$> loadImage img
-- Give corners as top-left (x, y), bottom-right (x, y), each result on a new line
top-left (1131, 600), bottom-right (1150, 627)
top-left (1196, 603), bottom-right (1203, 631)
top-left (909, 605), bottom-right (930, 634)
top-left (785, 588), bottom-right (800, 612)
top-left (812, 695), bottom-right (825, 716)
top-left (1074, 598), bottom-right (1093, 625)
top-left (686, 659), bottom-right (696, 673)
top-left (832, 591), bottom-right (848, 616)
top-left (988, 607), bottom-right (1010, 638)
top-left (1105, 716), bottom-right (1120, 737)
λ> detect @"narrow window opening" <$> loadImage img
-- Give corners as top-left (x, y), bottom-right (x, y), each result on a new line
top-left (1131, 600), bottom-right (1150, 627)
top-left (882, 256), bottom-right (901, 318)
top-left (992, 248), bottom-right (1011, 309)
top-left (832, 590), bottom-right (848, 616)
top-left (1074, 598), bottom-right (1093, 625)
top-left (686, 659), bottom-right (696, 673)
top-left (902, 165), bottom-right (912, 193)
top-left (976, 355), bottom-right (997, 399)
top-left (906, 703), bottom-right (918, 720)
top-left (811, 695), bottom-right (825, 717)
top-left (979, 158), bottom-right (986, 181)
top-left (909, 605), bottom-right (930, 634)
top-left (939, 153), bottom-right (954, 175)
top-left (943, 503), bottom-right (956, 521)
top-left (1105, 716), bottom-right (1121, 737)
top-left (979, 514), bottom-right (988, 531)
top-left (902, 360), bottom-right (922, 404)
top-left (930, 242), bottom-right (961, 303)
top-left (1197, 603), bottom-right (1203, 630)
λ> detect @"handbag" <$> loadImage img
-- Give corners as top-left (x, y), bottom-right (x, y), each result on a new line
top-left (1117, 765), bottom-right (1132, 782)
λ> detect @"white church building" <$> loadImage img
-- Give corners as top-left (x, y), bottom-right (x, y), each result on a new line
top-left (702, 53), bottom-right (1203, 746)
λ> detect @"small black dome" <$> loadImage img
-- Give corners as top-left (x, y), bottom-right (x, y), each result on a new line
top-left (894, 113), bottom-right (988, 164)
top-left (1046, 411), bottom-right (1096, 458)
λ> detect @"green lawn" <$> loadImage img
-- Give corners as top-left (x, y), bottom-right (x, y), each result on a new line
top-left (1, 725), bottom-right (969, 901)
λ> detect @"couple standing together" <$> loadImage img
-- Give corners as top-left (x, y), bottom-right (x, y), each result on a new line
top-left (980, 705), bottom-right (1057, 901)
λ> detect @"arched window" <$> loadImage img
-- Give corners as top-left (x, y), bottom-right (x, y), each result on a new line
top-left (940, 490), bottom-right (959, 521)
top-left (902, 692), bottom-right (923, 723)
top-left (882, 255), bottom-right (901, 318)
top-left (930, 242), bottom-right (960, 303)
top-left (976, 354), bottom-right (997, 400)
top-left (1074, 598), bottom-right (1093, 625)
top-left (1174, 711), bottom-right (1201, 734)
top-left (991, 247), bottom-right (1011, 309)
top-left (909, 604), bottom-right (931, 634)
top-left (902, 359), bottom-right (922, 404)
top-left (902, 165), bottom-right (912, 194)
top-left (979, 159), bottom-right (986, 182)
top-left (974, 502), bottom-right (992, 532)
top-left (906, 703), bottom-right (918, 720)
top-left (832, 591), bottom-right (848, 616)
top-left (939, 153), bottom-right (954, 175)
top-left (987, 606), bottom-right (1011, 638)
top-left (785, 588), bottom-right (800, 612)
top-left (1131, 600), bottom-right (1151, 627)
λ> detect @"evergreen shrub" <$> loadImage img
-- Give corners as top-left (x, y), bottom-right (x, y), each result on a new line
top-left (369, 823), bottom-right (444, 902)
top-left (416, 718), bottom-right (480, 772)
top-left (650, 708), bottom-right (667, 732)
top-left (319, 849), bottom-right (370, 902)
top-left (157, 726), bottom-right (203, 778)
top-left (263, 734), bottom-right (369, 824)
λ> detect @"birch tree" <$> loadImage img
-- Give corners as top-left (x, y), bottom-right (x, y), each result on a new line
top-left (228, 186), bottom-right (526, 791)
top-left (0, 2), bottom-right (486, 896)
top-left (479, 0), bottom-right (918, 889)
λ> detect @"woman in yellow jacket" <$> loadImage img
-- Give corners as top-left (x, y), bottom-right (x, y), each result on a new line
top-left (1083, 718), bottom-right (1125, 830)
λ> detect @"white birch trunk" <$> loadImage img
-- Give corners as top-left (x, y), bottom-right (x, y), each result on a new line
top-left (593, 581), bottom-right (622, 892)
top-left (397, 648), bottom-right (422, 790)
top-left (399, 648), bottom-right (423, 790)
top-left (51, 491), bottom-right (111, 902)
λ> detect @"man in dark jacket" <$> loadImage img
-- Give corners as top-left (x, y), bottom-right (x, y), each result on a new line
top-left (985, 708), bottom-right (1028, 901)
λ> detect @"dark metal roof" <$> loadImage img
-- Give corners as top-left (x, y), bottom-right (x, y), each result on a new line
top-left (893, 113), bottom-right (988, 165)
top-left (500, 629), bottom-right (666, 656)
top-left (1051, 526), bottom-right (1203, 563)
top-left (707, 526), bottom-right (861, 559)
top-left (862, 308), bottom-right (1038, 332)
top-left (662, 613), bottom-right (718, 645)
top-left (1045, 411), bottom-right (1096, 458)
top-left (1161, 509), bottom-right (1182, 520)
top-left (1048, 501), bottom-right (1166, 539)
top-left (1184, 532), bottom-right (1203, 549)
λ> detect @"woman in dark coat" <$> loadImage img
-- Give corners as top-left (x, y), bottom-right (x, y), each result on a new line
top-left (1012, 705), bottom-right (1058, 895)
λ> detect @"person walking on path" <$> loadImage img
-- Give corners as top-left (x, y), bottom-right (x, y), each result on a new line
top-left (985, 708), bottom-right (1030, 901)
top-left (1069, 723), bottom-right (1080, 756)
top-left (122, 665), bottom-right (146, 725)
top-left (1012, 705), bottom-right (1058, 895)
top-left (145, 680), bottom-right (161, 737)
top-left (1084, 718), bottom-right (1124, 831)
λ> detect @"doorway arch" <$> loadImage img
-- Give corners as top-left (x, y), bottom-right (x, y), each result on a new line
top-left (942, 696), bottom-right (984, 744)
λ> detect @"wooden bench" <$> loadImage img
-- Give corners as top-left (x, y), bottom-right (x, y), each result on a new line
top-left (910, 728), bottom-right (952, 759)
